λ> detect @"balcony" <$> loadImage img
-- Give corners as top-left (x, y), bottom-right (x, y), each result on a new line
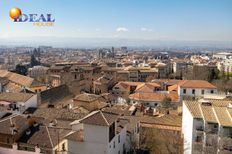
top-left (219, 137), bottom-right (232, 152)
top-left (196, 126), bottom-right (204, 132)
top-left (205, 125), bottom-right (218, 134)
top-left (194, 135), bottom-right (203, 145)
top-left (204, 146), bottom-right (217, 154)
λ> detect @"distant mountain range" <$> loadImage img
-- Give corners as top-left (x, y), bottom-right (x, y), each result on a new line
top-left (0, 36), bottom-right (231, 49)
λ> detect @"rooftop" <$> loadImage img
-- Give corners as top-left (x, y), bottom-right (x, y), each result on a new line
top-left (80, 110), bottom-right (118, 126)
top-left (179, 80), bottom-right (216, 89)
top-left (129, 92), bottom-right (179, 103)
top-left (0, 70), bottom-right (34, 87)
top-left (184, 100), bottom-right (232, 127)
top-left (74, 93), bottom-right (101, 102)
top-left (0, 92), bottom-right (34, 102)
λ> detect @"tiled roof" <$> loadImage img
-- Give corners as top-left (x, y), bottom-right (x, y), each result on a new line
top-left (152, 79), bottom-right (182, 86)
top-left (0, 70), bottom-right (34, 87)
top-left (179, 80), bottom-right (216, 89)
top-left (201, 105), bottom-right (217, 123)
top-left (184, 100), bottom-right (232, 127)
top-left (75, 100), bottom-right (107, 112)
top-left (25, 126), bottom-right (71, 148)
top-left (80, 111), bottom-right (118, 126)
top-left (139, 114), bottom-right (182, 127)
top-left (129, 92), bottom-right (179, 103)
top-left (115, 81), bottom-right (143, 90)
top-left (135, 83), bottom-right (160, 93)
top-left (184, 100), bottom-right (202, 118)
top-left (152, 79), bottom-right (216, 89)
top-left (102, 104), bottom-right (131, 116)
top-left (115, 82), bottom-right (159, 92)
top-left (5, 82), bottom-right (22, 93)
top-left (0, 92), bottom-right (34, 102)
top-left (74, 93), bottom-right (101, 102)
top-left (33, 108), bottom-right (87, 120)
top-left (0, 114), bottom-right (29, 135)
top-left (213, 106), bottom-right (232, 126)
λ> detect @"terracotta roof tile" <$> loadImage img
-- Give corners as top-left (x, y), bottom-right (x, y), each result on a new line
top-left (0, 92), bottom-right (34, 102)
top-left (179, 80), bottom-right (216, 89)
top-left (129, 92), bottom-right (179, 103)
top-left (80, 111), bottom-right (118, 126)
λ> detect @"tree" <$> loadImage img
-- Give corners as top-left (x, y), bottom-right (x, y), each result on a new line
top-left (30, 54), bottom-right (40, 67)
top-left (161, 97), bottom-right (172, 108)
top-left (15, 64), bottom-right (27, 75)
top-left (208, 68), bottom-right (219, 82)
top-left (140, 127), bottom-right (183, 154)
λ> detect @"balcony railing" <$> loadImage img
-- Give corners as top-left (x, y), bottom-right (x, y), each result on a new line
top-left (195, 126), bottom-right (204, 131)
top-left (205, 127), bottom-right (218, 134)
top-left (0, 142), bottom-right (13, 149)
top-left (219, 137), bottom-right (232, 151)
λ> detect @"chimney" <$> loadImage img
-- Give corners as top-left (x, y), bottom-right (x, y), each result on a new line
top-left (35, 145), bottom-right (41, 154)
top-left (49, 119), bottom-right (57, 127)
top-left (33, 121), bottom-right (39, 127)
top-left (26, 129), bottom-right (31, 135)
top-left (12, 143), bottom-right (18, 150)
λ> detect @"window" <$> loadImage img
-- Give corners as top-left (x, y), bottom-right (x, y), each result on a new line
top-left (201, 90), bottom-right (204, 95)
top-left (118, 150), bottom-right (120, 154)
top-left (62, 143), bottom-right (66, 151)
top-left (118, 135), bottom-right (120, 143)
top-left (214, 125), bottom-right (218, 129)
top-left (183, 89), bottom-right (186, 94)
top-left (137, 123), bottom-right (140, 133)
top-left (109, 122), bottom-right (115, 142)
top-left (113, 141), bottom-right (115, 148)
top-left (211, 90), bottom-right (214, 94)
top-left (192, 89), bottom-right (195, 94)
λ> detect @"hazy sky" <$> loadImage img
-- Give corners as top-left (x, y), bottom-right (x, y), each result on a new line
top-left (0, 0), bottom-right (232, 43)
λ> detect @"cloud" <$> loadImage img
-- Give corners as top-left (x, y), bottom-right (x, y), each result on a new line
top-left (95, 28), bottom-right (101, 32)
top-left (141, 27), bottom-right (153, 32)
top-left (116, 27), bottom-right (128, 32)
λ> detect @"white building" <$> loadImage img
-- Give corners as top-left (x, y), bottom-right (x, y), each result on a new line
top-left (182, 100), bottom-right (232, 154)
top-left (177, 80), bottom-right (217, 99)
top-left (129, 91), bottom-right (180, 108)
top-left (68, 110), bottom-right (140, 154)
top-left (0, 92), bottom-right (37, 117)
top-left (217, 59), bottom-right (232, 73)
top-left (28, 66), bottom-right (49, 81)
top-left (213, 52), bottom-right (232, 60)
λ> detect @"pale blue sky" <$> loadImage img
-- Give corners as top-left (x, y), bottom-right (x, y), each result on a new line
top-left (0, 0), bottom-right (232, 43)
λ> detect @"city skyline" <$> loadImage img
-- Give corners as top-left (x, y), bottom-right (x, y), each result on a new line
top-left (0, 0), bottom-right (232, 47)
